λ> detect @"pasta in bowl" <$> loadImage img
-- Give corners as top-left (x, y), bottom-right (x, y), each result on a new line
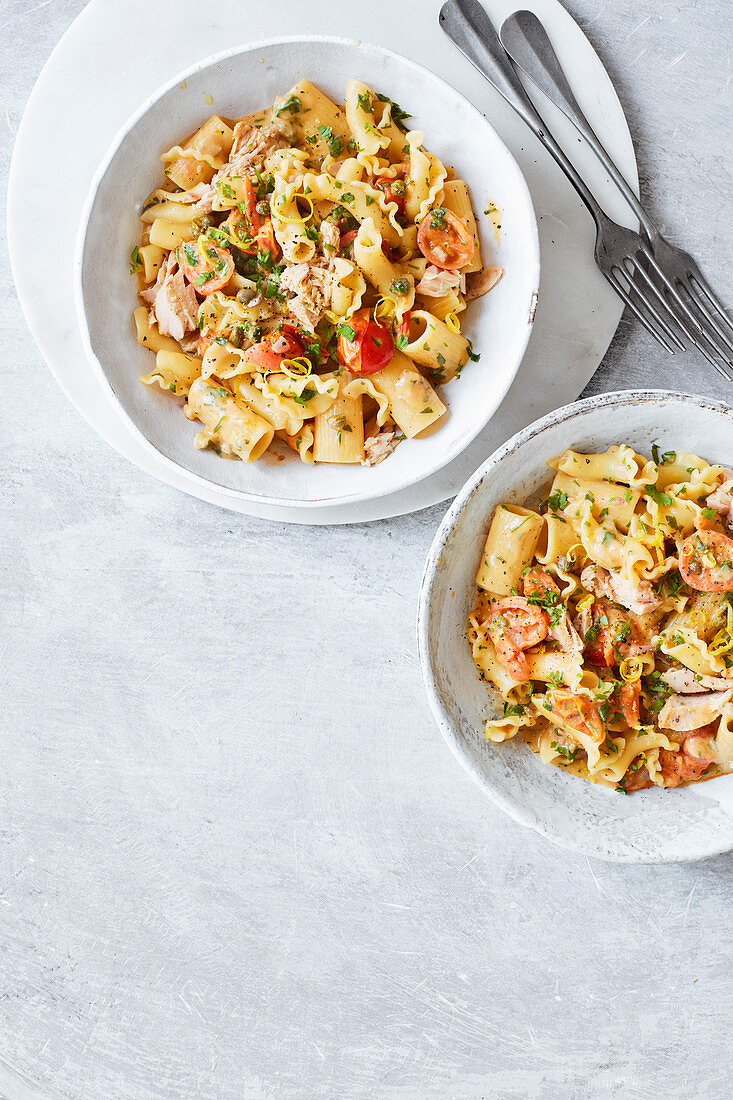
top-left (418, 392), bottom-right (733, 862)
top-left (469, 445), bottom-right (733, 794)
top-left (132, 78), bottom-right (495, 468)
top-left (76, 37), bottom-right (539, 506)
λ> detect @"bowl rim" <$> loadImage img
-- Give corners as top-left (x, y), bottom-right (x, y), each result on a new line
top-left (73, 33), bottom-right (540, 510)
top-left (417, 388), bottom-right (733, 864)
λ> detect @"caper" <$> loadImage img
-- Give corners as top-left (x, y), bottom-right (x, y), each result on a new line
top-left (256, 200), bottom-right (270, 217)
top-left (192, 213), bottom-right (216, 234)
top-left (229, 324), bottom-right (246, 348)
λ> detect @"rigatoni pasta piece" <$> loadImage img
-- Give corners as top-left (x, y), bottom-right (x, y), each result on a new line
top-left (139, 244), bottom-right (165, 284)
top-left (476, 506), bottom-right (544, 595)
top-left (441, 179), bottom-right (482, 273)
top-left (549, 445), bottom-right (644, 487)
top-left (276, 425), bottom-right (315, 464)
top-left (548, 471), bottom-right (640, 529)
top-left (417, 289), bottom-right (466, 323)
top-left (345, 81), bottom-right (389, 157)
top-left (313, 392), bottom-right (365, 463)
top-left (231, 378), bottom-right (304, 438)
top-left (185, 378), bottom-right (274, 461)
top-left (161, 116), bottom-right (234, 172)
top-left (133, 306), bottom-right (181, 354)
top-left (369, 352), bottom-right (446, 437)
top-left (139, 198), bottom-right (198, 225)
top-left (274, 80), bottom-right (350, 160)
top-left (405, 310), bottom-right (469, 383)
top-left (140, 350), bottom-right (202, 397)
top-left (148, 219), bottom-right (195, 249)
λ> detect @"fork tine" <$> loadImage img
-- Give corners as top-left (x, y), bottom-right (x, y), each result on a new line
top-left (637, 246), bottom-right (733, 363)
top-left (688, 268), bottom-right (733, 337)
top-left (621, 256), bottom-right (686, 350)
top-left (682, 276), bottom-right (733, 358)
top-left (603, 268), bottom-right (677, 353)
top-left (629, 265), bottom-right (733, 382)
top-left (627, 253), bottom-right (733, 368)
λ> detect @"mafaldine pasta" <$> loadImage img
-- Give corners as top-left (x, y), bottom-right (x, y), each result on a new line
top-left (468, 445), bottom-right (733, 792)
top-left (130, 80), bottom-right (503, 466)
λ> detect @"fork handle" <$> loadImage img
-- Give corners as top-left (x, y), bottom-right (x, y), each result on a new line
top-left (439, 0), bottom-right (608, 232)
top-left (499, 10), bottom-right (657, 242)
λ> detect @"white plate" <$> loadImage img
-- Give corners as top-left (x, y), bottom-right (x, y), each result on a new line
top-left (9, 0), bottom-right (638, 524)
top-left (76, 36), bottom-right (539, 509)
top-left (418, 390), bottom-right (733, 863)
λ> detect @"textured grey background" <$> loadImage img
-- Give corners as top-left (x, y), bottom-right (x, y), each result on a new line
top-left (1, 0), bottom-right (732, 1098)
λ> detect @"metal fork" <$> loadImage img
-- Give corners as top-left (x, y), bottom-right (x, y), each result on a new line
top-left (500, 8), bottom-right (733, 380)
top-left (438, 0), bottom-right (733, 373)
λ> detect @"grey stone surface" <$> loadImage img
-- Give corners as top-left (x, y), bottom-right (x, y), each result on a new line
top-left (1, 1), bottom-right (732, 1097)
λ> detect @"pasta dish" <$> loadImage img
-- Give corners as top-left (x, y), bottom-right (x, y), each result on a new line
top-left (130, 79), bottom-right (502, 466)
top-left (468, 444), bottom-right (733, 792)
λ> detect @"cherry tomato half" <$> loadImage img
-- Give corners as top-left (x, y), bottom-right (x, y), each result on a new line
top-left (256, 218), bottom-right (279, 260)
top-left (336, 309), bottom-right (394, 375)
top-left (245, 328), bottom-right (304, 373)
top-left (375, 177), bottom-right (407, 213)
top-left (417, 207), bottom-right (475, 270)
top-left (179, 236), bottom-right (235, 295)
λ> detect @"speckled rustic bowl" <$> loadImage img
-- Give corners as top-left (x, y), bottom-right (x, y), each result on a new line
top-left (418, 390), bottom-right (733, 863)
top-left (75, 35), bottom-right (539, 509)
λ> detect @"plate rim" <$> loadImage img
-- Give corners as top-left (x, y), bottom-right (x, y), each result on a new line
top-left (72, 32), bottom-right (541, 510)
top-left (417, 387), bottom-right (733, 864)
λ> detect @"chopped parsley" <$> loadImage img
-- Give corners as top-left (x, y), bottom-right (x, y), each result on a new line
top-left (316, 124), bottom-right (344, 158)
top-left (652, 444), bottom-right (677, 466)
top-left (292, 387), bottom-right (317, 407)
top-left (129, 245), bottom-right (142, 273)
top-left (275, 94), bottom-right (302, 117)
top-left (526, 591), bottom-right (563, 625)
top-left (551, 740), bottom-right (578, 761)
top-left (645, 484), bottom-right (674, 507)
top-left (546, 490), bottom-right (569, 513)
top-left (336, 323), bottom-right (356, 341)
top-left (375, 92), bottom-right (412, 130)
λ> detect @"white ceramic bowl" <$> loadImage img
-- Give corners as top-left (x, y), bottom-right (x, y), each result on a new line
top-left (418, 390), bottom-right (733, 863)
top-left (75, 35), bottom-right (539, 509)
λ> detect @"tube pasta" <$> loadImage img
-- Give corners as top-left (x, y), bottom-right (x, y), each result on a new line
top-left (185, 378), bottom-right (274, 461)
top-left (276, 425), bottom-right (315, 463)
top-left (140, 350), bottom-right (202, 396)
top-left (274, 80), bottom-right (350, 159)
top-left (467, 443), bottom-right (733, 793)
top-left (405, 309), bottom-right (469, 383)
top-left (133, 307), bottom-right (181, 354)
top-left (476, 506), bottom-right (544, 595)
top-left (369, 352), bottom-right (445, 437)
top-left (139, 244), bottom-right (165, 283)
top-left (441, 179), bottom-right (482, 273)
top-left (148, 219), bottom-right (194, 249)
top-left (313, 392), bottom-right (364, 463)
top-left (131, 78), bottom-right (489, 469)
top-left (345, 80), bottom-right (390, 157)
